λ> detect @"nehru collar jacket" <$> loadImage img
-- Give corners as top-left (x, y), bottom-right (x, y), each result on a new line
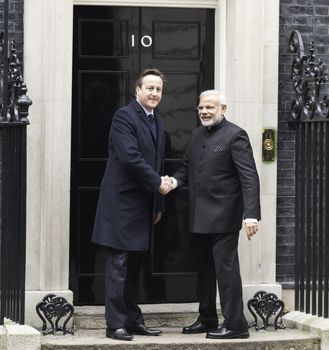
top-left (173, 117), bottom-right (261, 234)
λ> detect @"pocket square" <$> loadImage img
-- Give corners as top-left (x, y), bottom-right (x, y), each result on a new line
top-left (214, 145), bottom-right (227, 152)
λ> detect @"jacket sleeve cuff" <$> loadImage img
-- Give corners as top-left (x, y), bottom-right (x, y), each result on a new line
top-left (244, 218), bottom-right (258, 223)
top-left (170, 177), bottom-right (178, 189)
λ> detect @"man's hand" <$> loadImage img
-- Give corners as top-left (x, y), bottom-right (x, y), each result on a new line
top-left (159, 175), bottom-right (174, 195)
top-left (245, 222), bottom-right (259, 241)
top-left (154, 211), bottom-right (162, 224)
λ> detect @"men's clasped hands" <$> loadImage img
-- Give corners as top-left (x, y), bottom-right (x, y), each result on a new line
top-left (159, 175), bottom-right (174, 195)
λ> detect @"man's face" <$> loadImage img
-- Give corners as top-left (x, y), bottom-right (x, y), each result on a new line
top-left (136, 74), bottom-right (163, 111)
top-left (197, 94), bottom-right (226, 127)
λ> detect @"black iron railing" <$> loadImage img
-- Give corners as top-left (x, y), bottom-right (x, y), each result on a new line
top-left (289, 30), bottom-right (329, 318)
top-left (0, 0), bottom-right (32, 325)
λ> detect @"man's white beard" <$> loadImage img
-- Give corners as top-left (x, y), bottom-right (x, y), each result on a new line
top-left (200, 113), bottom-right (223, 127)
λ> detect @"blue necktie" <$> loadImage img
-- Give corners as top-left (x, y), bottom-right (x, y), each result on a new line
top-left (148, 114), bottom-right (157, 140)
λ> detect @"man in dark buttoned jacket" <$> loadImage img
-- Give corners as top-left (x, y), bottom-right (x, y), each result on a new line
top-left (92, 69), bottom-right (167, 341)
top-left (163, 90), bottom-right (261, 339)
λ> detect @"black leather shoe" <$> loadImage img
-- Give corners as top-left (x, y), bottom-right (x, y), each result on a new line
top-left (127, 324), bottom-right (162, 336)
top-left (106, 328), bottom-right (133, 341)
top-left (206, 327), bottom-right (249, 339)
top-left (182, 321), bottom-right (217, 334)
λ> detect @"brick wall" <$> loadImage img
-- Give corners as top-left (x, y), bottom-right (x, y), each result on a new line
top-left (278, 0), bottom-right (329, 285)
top-left (0, 0), bottom-right (24, 62)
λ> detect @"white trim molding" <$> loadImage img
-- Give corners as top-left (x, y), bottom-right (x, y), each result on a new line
top-left (214, 0), bottom-right (226, 93)
top-left (73, 0), bottom-right (217, 8)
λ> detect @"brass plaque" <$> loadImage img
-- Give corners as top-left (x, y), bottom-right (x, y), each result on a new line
top-left (262, 129), bottom-right (275, 161)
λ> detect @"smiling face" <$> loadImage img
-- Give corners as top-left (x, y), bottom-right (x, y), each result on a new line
top-left (197, 93), bottom-right (226, 127)
top-left (136, 74), bottom-right (163, 111)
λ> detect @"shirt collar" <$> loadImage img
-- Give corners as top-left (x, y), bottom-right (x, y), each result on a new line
top-left (136, 98), bottom-right (153, 116)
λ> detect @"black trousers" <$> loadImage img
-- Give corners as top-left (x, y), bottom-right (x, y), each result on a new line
top-left (105, 247), bottom-right (145, 329)
top-left (193, 231), bottom-right (248, 331)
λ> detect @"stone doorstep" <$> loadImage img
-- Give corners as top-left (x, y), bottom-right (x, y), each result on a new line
top-left (40, 327), bottom-right (320, 350)
top-left (61, 307), bottom-right (321, 350)
top-left (73, 304), bottom-right (223, 329)
top-left (2, 324), bottom-right (41, 350)
top-left (0, 327), bottom-right (6, 350)
top-left (284, 311), bottom-right (329, 350)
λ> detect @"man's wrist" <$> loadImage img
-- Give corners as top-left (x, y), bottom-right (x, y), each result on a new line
top-left (170, 177), bottom-right (178, 189)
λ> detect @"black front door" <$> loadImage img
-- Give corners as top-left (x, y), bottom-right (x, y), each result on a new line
top-left (70, 5), bottom-right (215, 305)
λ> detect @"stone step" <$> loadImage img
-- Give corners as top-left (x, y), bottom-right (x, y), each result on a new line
top-left (41, 327), bottom-right (320, 350)
top-left (74, 304), bottom-right (223, 329)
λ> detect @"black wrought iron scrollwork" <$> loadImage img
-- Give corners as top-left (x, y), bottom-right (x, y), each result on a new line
top-left (36, 294), bottom-right (75, 335)
top-left (289, 30), bottom-right (329, 120)
top-left (248, 290), bottom-right (285, 330)
top-left (0, 32), bottom-right (32, 123)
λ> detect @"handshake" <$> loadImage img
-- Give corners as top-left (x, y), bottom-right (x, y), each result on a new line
top-left (159, 175), bottom-right (175, 195)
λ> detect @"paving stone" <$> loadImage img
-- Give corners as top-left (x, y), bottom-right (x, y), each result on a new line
top-left (41, 327), bottom-right (320, 350)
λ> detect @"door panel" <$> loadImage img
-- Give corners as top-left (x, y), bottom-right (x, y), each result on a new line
top-left (153, 22), bottom-right (200, 59)
top-left (160, 72), bottom-right (200, 158)
top-left (79, 19), bottom-right (129, 57)
top-left (71, 6), bottom-right (139, 304)
top-left (78, 70), bottom-right (128, 159)
top-left (70, 5), bottom-right (215, 305)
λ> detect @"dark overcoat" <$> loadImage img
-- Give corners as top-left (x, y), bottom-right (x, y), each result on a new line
top-left (173, 117), bottom-right (261, 234)
top-left (92, 99), bottom-right (166, 251)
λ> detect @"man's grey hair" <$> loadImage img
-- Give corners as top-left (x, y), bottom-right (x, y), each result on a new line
top-left (200, 90), bottom-right (227, 106)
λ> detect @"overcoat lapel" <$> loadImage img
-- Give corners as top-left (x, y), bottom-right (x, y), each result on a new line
top-left (132, 100), bottom-right (158, 148)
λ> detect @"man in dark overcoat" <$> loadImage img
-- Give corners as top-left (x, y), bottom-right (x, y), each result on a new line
top-left (163, 90), bottom-right (261, 339)
top-left (92, 69), bottom-right (167, 341)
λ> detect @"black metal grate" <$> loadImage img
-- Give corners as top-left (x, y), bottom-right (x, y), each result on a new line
top-left (289, 30), bottom-right (329, 318)
top-left (294, 121), bottom-right (329, 317)
top-left (0, 125), bottom-right (27, 324)
top-left (0, 0), bottom-right (32, 325)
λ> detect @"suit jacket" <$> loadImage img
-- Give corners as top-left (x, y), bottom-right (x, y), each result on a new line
top-left (92, 99), bottom-right (166, 251)
top-left (173, 117), bottom-right (261, 234)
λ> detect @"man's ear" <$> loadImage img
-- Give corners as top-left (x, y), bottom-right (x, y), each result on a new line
top-left (221, 105), bottom-right (227, 113)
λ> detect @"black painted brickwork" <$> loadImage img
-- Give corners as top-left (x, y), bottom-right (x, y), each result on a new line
top-left (278, 0), bottom-right (329, 284)
top-left (0, 0), bottom-right (24, 112)
top-left (0, 0), bottom-right (24, 62)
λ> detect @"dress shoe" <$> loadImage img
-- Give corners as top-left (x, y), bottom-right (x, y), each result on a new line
top-left (182, 321), bottom-right (217, 334)
top-left (127, 324), bottom-right (162, 336)
top-left (206, 326), bottom-right (249, 339)
top-left (106, 327), bottom-right (133, 341)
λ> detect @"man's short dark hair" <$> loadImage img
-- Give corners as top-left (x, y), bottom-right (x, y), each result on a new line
top-left (135, 68), bottom-right (165, 88)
